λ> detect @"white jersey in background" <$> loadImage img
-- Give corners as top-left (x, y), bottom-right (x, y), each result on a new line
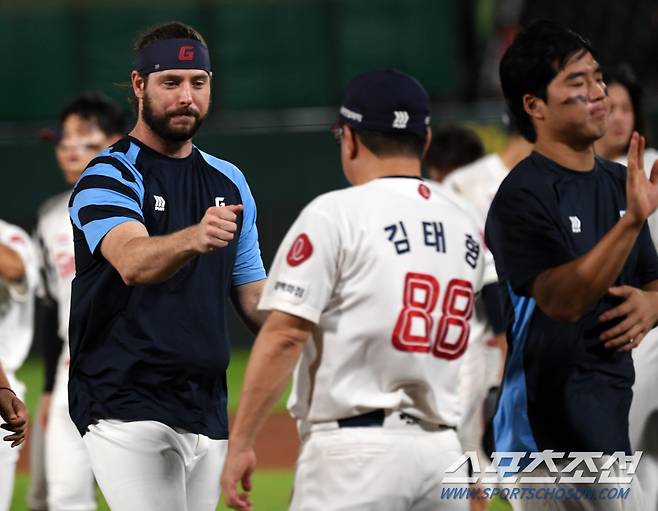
top-left (616, 147), bottom-right (658, 249)
top-left (0, 218), bottom-right (37, 511)
top-left (259, 177), bottom-right (486, 427)
top-left (35, 191), bottom-right (96, 511)
top-left (443, 153), bottom-right (508, 225)
top-left (34, 191), bottom-right (75, 407)
top-left (0, 219), bottom-right (37, 381)
top-left (619, 148), bottom-right (658, 510)
top-left (443, 154), bottom-right (509, 458)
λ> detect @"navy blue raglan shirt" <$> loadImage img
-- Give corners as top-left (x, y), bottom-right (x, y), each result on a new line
top-left (68, 136), bottom-right (266, 439)
top-left (485, 151), bottom-right (658, 455)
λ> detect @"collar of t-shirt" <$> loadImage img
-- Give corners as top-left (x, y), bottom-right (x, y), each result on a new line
top-left (530, 150), bottom-right (598, 179)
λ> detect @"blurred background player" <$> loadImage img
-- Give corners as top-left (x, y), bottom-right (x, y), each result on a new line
top-left (424, 124), bottom-right (484, 183)
top-left (0, 218), bottom-right (38, 511)
top-left (441, 114), bottom-right (533, 460)
top-left (222, 69), bottom-right (487, 511)
top-left (595, 65), bottom-right (658, 245)
top-left (593, 64), bottom-right (658, 511)
top-left (67, 22), bottom-right (266, 511)
top-left (424, 124), bottom-right (495, 511)
top-left (444, 115), bottom-right (533, 223)
top-left (595, 65), bottom-right (658, 178)
top-left (33, 93), bottom-right (126, 511)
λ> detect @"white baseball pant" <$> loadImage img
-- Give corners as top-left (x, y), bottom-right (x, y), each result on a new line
top-left (629, 327), bottom-right (658, 511)
top-left (291, 412), bottom-right (468, 510)
top-left (0, 378), bottom-right (24, 511)
top-left (45, 401), bottom-right (95, 511)
top-left (83, 419), bottom-right (227, 511)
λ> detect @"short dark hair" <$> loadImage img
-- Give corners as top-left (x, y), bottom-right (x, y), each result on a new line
top-left (60, 92), bottom-right (127, 136)
top-left (499, 20), bottom-right (594, 143)
top-left (605, 64), bottom-right (644, 135)
top-left (424, 124), bottom-right (484, 174)
top-left (353, 129), bottom-right (425, 159)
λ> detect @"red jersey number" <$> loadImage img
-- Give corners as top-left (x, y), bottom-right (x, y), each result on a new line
top-left (392, 272), bottom-right (473, 360)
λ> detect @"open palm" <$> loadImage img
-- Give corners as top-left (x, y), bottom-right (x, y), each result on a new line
top-left (626, 132), bottom-right (658, 224)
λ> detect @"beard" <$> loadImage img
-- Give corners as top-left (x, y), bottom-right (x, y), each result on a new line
top-left (142, 92), bottom-right (207, 142)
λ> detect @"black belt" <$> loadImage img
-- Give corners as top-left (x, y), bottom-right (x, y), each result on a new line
top-left (337, 409), bottom-right (455, 430)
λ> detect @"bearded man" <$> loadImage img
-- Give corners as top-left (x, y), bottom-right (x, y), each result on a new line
top-left (67, 22), bottom-right (267, 511)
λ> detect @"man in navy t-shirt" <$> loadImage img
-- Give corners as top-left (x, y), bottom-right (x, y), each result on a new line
top-left (486, 20), bottom-right (658, 510)
top-left (68, 22), bottom-right (266, 511)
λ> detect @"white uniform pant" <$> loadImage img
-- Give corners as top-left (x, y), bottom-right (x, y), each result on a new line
top-left (27, 407), bottom-right (48, 511)
top-left (0, 431), bottom-right (19, 511)
top-left (291, 415), bottom-right (468, 511)
top-left (629, 328), bottom-right (658, 511)
top-left (83, 419), bottom-right (227, 511)
top-left (45, 401), bottom-right (95, 511)
top-left (0, 378), bottom-right (24, 511)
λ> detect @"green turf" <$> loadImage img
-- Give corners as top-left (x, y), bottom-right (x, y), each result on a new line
top-left (11, 470), bottom-right (295, 511)
top-left (227, 349), bottom-right (291, 413)
top-left (12, 356), bottom-right (510, 511)
top-left (15, 358), bottom-right (44, 418)
top-left (11, 472), bottom-right (512, 511)
top-left (11, 354), bottom-right (294, 510)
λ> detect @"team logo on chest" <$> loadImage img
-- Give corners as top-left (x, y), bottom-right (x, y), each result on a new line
top-left (154, 195), bottom-right (166, 212)
top-left (568, 216), bottom-right (581, 233)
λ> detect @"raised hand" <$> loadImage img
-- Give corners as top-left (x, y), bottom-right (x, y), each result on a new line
top-left (625, 132), bottom-right (658, 226)
top-left (195, 204), bottom-right (243, 253)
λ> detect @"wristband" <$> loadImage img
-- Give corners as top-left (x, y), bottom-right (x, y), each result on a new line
top-left (0, 387), bottom-right (16, 396)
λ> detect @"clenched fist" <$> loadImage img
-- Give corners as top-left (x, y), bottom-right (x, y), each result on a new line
top-left (194, 204), bottom-right (243, 253)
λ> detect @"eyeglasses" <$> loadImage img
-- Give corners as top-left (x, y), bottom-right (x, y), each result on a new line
top-left (331, 125), bottom-right (344, 144)
top-left (56, 140), bottom-right (105, 152)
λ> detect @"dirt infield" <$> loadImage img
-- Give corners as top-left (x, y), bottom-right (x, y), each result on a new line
top-left (17, 413), bottom-right (299, 472)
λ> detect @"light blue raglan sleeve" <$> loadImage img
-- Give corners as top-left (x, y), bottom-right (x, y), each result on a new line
top-left (68, 153), bottom-right (145, 254)
top-left (233, 173), bottom-right (266, 286)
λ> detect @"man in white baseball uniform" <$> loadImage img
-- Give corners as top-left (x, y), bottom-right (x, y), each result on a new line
top-left (34, 93), bottom-right (126, 511)
top-left (221, 69), bottom-right (487, 511)
top-left (0, 218), bottom-right (38, 511)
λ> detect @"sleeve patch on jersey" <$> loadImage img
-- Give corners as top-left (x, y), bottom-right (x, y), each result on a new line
top-left (418, 183), bottom-right (431, 199)
top-left (8, 234), bottom-right (26, 245)
top-left (272, 279), bottom-right (308, 303)
top-left (286, 233), bottom-right (313, 267)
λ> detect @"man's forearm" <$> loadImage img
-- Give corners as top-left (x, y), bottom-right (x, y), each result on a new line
top-left (231, 280), bottom-right (268, 335)
top-left (0, 364), bottom-right (11, 389)
top-left (0, 244), bottom-right (25, 283)
top-left (112, 225), bottom-right (199, 285)
top-left (533, 214), bottom-right (643, 322)
top-left (230, 313), bottom-right (309, 449)
top-left (103, 206), bottom-right (241, 286)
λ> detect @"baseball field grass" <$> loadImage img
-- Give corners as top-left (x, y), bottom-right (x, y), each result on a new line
top-left (10, 354), bottom-right (510, 511)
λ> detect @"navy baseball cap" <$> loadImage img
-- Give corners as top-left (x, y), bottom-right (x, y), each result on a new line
top-left (338, 69), bottom-right (431, 138)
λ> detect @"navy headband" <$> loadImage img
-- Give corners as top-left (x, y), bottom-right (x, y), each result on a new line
top-left (135, 38), bottom-right (211, 75)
